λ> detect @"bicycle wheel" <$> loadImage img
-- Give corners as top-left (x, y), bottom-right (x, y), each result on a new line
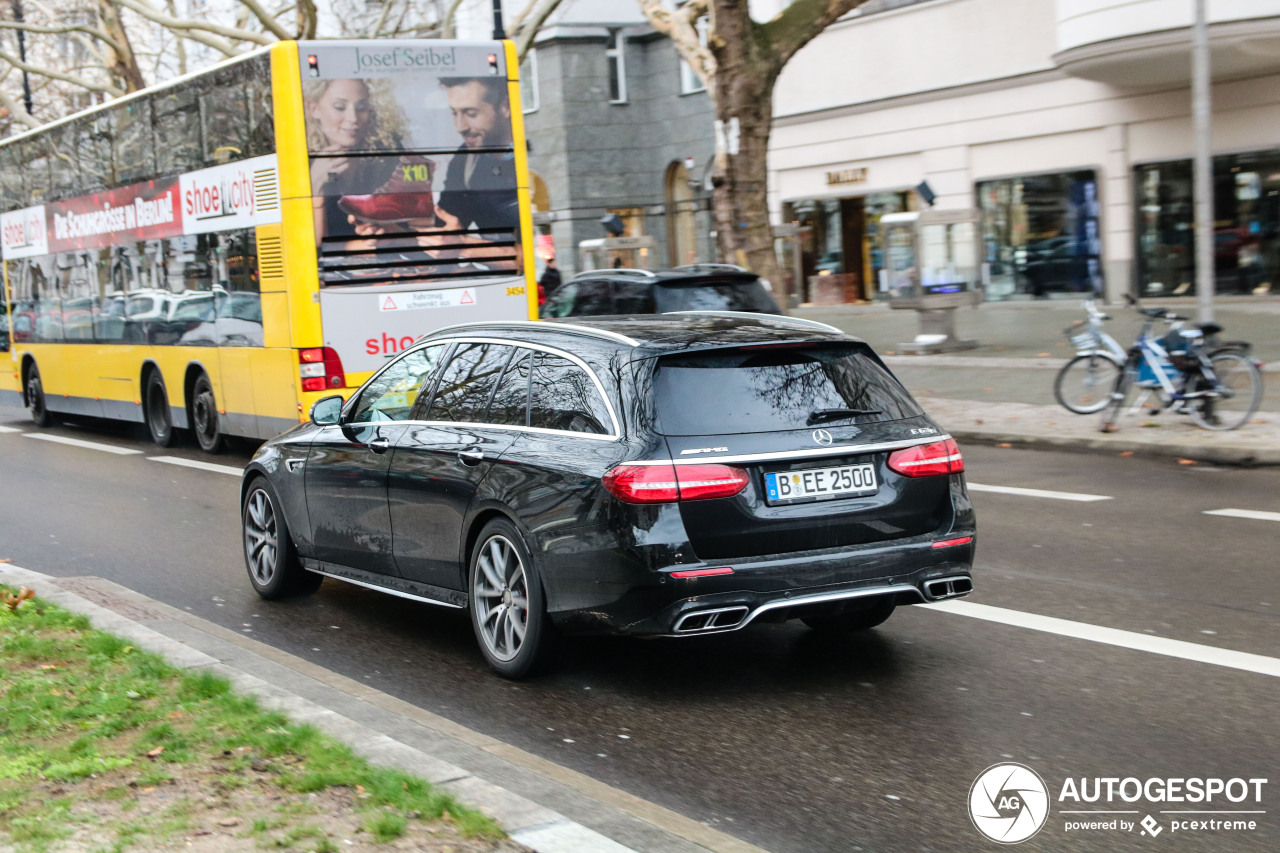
top-left (1099, 362), bottom-right (1136, 433)
top-left (1189, 351), bottom-right (1262, 431)
top-left (1055, 352), bottom-right (1123, 414)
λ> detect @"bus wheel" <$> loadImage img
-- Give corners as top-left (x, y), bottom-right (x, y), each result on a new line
top-left (190, 374), bottom-right (225, 454)
top-left (144, 371), bottom-right (176, 447)
top-left (26, 364), bottom-right (57, 428)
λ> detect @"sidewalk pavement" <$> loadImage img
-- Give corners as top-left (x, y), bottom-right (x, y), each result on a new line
top-left (0, 562), bottom-right (766, 853)
top-left (792, 298), bottom-right (1280, 466)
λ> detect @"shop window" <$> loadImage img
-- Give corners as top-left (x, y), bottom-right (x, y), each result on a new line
top-left (976, 170), bottom-right (1101, 301)
top-left (1134, 150), bottom-right (1279, 298)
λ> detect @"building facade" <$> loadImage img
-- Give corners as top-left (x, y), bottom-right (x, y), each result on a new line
top-left (520, 20), bottom-right (718, 278)
top-left (770, 0), bottom-right (1280, 303)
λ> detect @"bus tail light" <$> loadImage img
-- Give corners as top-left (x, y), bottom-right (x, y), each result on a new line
top-left (299, 348), bottom-right (346, 392)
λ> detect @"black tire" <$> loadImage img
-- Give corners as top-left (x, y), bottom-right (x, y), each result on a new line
top-left (468, 518), bottom-right (556, 679)
top-left (242, 477), bottom-right (321, 599)
top-left (25, 363), bottom-right (57, 428)
top-left (1189, 351), bottom-right (1263, 431)
top-left (802, 597), bottom-right (896, 634)
top-left (144, 370), bottom-right (177, 447)
top-left (190, 373), bottom-right (225, 453)
top-left (1054, 352), bottom-right (1123, 414)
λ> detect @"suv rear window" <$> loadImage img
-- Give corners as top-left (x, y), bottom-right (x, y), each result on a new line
top-left (653, 280), bottom-right (777, 313)
top-left (651, 344), bottom-right (922, 435)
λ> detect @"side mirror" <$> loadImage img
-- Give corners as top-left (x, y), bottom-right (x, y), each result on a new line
top-left (310, 395), bottom-right (344, 426)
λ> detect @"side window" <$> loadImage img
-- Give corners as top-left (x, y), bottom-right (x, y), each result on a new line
top-left (529, 353), bottom-right (612, 435)
top-left (570, 279), bottom-right (615, 316)
top-left (350, 345), bottom-right (446, 423)
top-left (485, 348), bottom-right (531, 426)
top-left (613, 281), bottom-right (655, 314)
top-left (426, 343), bottom-right (511, 423)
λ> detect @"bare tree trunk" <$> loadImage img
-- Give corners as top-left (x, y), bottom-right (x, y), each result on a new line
top-left (97, 0), bottom-right (147, 92)
top-left (709, 0), bottom-right (784, 307)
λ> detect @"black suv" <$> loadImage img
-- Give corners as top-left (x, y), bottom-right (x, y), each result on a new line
top-left (241, 314), bottom-right (975, 677)
top-left (541, 265), bottom-right (780, 317)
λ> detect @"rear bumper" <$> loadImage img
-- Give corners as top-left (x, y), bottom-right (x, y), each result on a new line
top-left (547, 534), bottom-right (975, 636)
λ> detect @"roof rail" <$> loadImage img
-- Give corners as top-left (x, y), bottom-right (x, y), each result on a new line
top-left (670, 263), bottom-right (748, 273)
top-left (422, 319), bottom-right (640, 347)
top-left (663, 310), bottom-right (844, 334)
top-left (569, 268), bottom-right (656, 279)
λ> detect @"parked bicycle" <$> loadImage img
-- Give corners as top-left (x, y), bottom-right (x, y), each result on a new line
top-left (1054, 299), bottom-right (1127, 414)
top-left (1098, 297), bottom-right (1263, 432)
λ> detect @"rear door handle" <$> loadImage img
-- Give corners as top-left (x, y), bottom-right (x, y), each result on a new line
top-left (368, 436), bottom-right (390, 454)
top-left (457, 447), bottom-right (484, 466)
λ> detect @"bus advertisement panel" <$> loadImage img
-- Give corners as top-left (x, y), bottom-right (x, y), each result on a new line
top-left (300, 41), bottom-right (533, 375)
top-left (1, 40), bottom-right (536, 451)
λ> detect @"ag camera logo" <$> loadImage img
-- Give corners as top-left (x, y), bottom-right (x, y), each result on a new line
top-left (969, 763), bottom-right (1051, 844)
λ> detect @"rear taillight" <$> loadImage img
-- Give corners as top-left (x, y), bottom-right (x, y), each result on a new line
top-left (888, 438), bottom-right (964, 477)
top-left (300, 347), bottom-right (346, 393)
top-left (603, 463), bottom-right (749, 504)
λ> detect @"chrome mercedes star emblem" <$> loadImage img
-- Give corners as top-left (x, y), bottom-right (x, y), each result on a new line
top-left (812, 428), bottom-right (834, 446)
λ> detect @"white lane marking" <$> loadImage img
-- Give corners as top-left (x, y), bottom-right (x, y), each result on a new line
top-left (148, 456), bottom-right (244, 477)
top-left (967, 483), bottom-right (1112, 502)
top-left (0, 425), bottom-right (23, 433)
top-left (1204, 508), bottom-right (1280, 523)
top-left (24, 434), bottom-right (143, 455)
top-left (925, 600), bottom-right (1280, 679)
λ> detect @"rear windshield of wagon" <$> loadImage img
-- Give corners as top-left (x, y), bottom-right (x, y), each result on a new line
top-left (650, 343), bottom-right (923, 436)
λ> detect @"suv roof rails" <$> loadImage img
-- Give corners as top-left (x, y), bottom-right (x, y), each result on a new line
top-left (570, 268), bottom-right (656, 279)
top-left (670, 263), bottom-right (749, 273)
top-left (421, 319), bottom-right (641, 347)
top-left (664, 310), bottom-right (844, 334)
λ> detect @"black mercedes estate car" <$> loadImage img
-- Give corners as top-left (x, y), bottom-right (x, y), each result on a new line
top-left (241, 313), bottom-right (975, 677)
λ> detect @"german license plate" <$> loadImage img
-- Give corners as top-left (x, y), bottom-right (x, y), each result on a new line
top-left (765, 463), bottom-right (877, 504)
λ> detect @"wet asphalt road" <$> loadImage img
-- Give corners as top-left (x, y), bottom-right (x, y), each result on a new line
top-left (1, 406), bottom-right (1278, 852)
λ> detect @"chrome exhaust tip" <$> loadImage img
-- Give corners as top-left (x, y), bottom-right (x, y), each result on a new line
top-left (923, 576), bottom-right (973, 601)
top-left (673, 606), bottom-right (749, 633)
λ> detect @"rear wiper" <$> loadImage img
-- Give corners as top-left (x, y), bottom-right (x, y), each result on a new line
top-left (806, 407), bottom-right (881, 425)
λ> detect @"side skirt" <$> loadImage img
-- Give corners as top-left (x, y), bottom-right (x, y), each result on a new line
top-left (301, 559), bottom-right (467, 609)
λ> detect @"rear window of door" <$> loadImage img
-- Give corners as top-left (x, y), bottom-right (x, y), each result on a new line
top-left (529, 353), bottom-right (613, 435)
top-left (485, 348), bottom-right (532, 426)
top-left (650, 344), bottom-right (922, 436)
top-left (426, 343), bottom-right (514, 423)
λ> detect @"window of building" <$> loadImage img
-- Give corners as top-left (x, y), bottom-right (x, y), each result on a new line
top-left (520, 49), bottom-right (539, 114)
top-left (1134, 150), bottom-right (1279, 298)
top-left (976, 170), bottom-right (1101, 301)
top-left (679, 17), bottom-right (709, 95)
top-left (607, 29), bottom-right (628, 104)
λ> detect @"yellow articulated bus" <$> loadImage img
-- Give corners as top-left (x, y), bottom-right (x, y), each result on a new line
top-left (0, 39), bottom-right (536, 451)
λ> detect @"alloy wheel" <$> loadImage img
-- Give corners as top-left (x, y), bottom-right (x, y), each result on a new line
top-left (472, 535), bottom-right (529, 663)
top-left (244, 488), bottom-right (279, 587)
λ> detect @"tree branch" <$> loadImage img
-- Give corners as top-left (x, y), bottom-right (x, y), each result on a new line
top-left (114, 0), bottom-right (272, 49)
top-left (513, 0), bottom-right (565, 61)
top-left (233, 0), bottom-right (294, 40)
top-left (761, 0), bottom-right (867, 73)
top-left (639, 0), bottom-right (715, 85)
top-left (0, 21), bottom-right (123, 54)
top-left (0, 88), bottom-right (41, 131)
top-left (441, 0), bottom-right (466, 39)
top-left (0, 48), bottom-right (124, 96)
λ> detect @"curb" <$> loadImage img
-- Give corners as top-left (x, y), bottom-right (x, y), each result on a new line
top-left (0, 563), bottom-right (753, 853)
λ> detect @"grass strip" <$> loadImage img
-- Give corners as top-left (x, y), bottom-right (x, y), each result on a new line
top-left (0, 584), bottom-right (508, 852)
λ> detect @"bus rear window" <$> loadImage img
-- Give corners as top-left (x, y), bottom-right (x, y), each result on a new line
top-left (651, 345), bottom-right (922, 436)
